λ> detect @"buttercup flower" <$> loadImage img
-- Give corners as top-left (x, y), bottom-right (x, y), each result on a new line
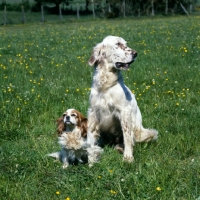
top-left (110, 190), bottom-right (117, 194)
top-left (156, 187), bottom-right (162, 191)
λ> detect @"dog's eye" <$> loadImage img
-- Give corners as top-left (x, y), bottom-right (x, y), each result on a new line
top-left (71, 114), bottom-right (76, 117)
top-left (63, 114), bottom-right (66, 117)
top-left (116, 42), bottom-right (120, 46)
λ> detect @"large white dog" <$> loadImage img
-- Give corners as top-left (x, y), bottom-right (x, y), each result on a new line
top-left (87, 36), bottom-right (158, 162)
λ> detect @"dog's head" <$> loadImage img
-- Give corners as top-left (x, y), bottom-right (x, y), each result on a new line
top-left (56, 109), bottom-right (87, 138)
top-left (88, 35), bottom-right (137, 70)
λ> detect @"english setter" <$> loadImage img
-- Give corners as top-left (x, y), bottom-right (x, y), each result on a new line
top-left (87, 36), bottom-right (158, 162)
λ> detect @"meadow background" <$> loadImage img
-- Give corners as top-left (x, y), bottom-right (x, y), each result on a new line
top-left (0, 16), bottom-right (200, 199)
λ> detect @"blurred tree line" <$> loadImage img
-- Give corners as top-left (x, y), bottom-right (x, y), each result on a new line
top-left (0, 0), bottom-right (198, 17)
top-left (33, 0), bottom-right (199, 17)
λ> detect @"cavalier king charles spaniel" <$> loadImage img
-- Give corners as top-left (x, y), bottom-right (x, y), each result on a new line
top-left (48, 108), bottom-right (103, 168)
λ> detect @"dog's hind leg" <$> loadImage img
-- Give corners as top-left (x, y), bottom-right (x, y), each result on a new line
top-left (47, 152), bottom-right (61, 161)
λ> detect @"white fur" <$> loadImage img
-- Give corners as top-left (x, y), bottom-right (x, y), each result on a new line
top-left (87, 36), bottom-right (158, 162)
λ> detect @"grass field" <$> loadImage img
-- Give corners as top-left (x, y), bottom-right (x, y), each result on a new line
top-left (0, 16), bottom-right (200, 200)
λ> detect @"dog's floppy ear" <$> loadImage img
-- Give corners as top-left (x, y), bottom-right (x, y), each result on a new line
top-left (56, 117), bottom-right (65, 136)
top-left (76, 110), bottom-right (88, 138)
top-left (88, 50), bottom-right (97, 66)
top-left (88, 43), bottom-right (104, 66)
top-left (80, 118), bottom-right (88, 138)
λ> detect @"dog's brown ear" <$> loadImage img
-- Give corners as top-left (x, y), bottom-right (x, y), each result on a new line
top-left (80, 118), bottom-right (88, 138)
top-left (76, 110), bottom-right (88, 138)
top-left (88, 43), bottom-right (103, 66)
top-left (88, 51), bottom-right (96, 66)
top-left (56, 117), bottom-right (65, 136)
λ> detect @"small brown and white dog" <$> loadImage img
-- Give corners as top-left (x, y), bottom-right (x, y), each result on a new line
top-left (48, 108), bottom-right (103, 168)
top-left (87, 36), bottom-right (158, 162)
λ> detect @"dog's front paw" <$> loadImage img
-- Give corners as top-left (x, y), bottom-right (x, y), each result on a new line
top-left (123, 155), bottom-right (134, 163)
top-left (62, 163), bottom-right (69, 169)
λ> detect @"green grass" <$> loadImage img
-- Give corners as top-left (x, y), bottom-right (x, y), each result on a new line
top-left (0, 16), bottom-right (200, 200)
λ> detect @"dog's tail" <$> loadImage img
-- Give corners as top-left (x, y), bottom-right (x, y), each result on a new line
top-left (134, 127), bottom-right (158, 143)
top-left (87, 146), bottom-right (104, 167)
top-left (47, 152), bottom-right (61, 160)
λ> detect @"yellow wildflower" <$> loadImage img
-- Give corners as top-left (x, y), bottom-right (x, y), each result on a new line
top-left (156, 187), bottom-right (161, 191)
top-left (110, 190), bottom-right (117, 194)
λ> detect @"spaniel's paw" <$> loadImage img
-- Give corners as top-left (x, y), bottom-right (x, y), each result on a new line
top-left (62, 163), bottom-right (69, 169)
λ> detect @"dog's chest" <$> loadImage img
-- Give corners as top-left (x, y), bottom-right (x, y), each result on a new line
top-left (92, 91), bottom-right (122, 132)
top-left (94, 91), bottom-right (117, 113)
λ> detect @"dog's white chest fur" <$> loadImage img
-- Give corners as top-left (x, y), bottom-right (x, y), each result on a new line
top-left (90, 73), bottom-right (132, 135)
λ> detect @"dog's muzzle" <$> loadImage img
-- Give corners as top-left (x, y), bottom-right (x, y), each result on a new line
top-left (64, 116), bottom-right (73, 125)
top-left (115, 51), bottom-right (137, 70)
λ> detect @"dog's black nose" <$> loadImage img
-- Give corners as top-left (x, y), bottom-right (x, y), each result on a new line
top-left (132, 51), bottom-right (137, 58)
top-left (66, 116), bottom-right (70, 121)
